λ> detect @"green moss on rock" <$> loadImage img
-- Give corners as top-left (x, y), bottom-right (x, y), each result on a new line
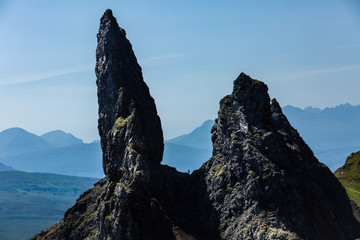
top-left (113, 113), bottom-right (133, 129)
top-left (220, 97), bottom-right (231, 110)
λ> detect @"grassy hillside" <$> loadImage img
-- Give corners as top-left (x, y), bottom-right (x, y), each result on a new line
top-left (0, 171), bottom-right (98, 240)
top-left (334, 151), bottom-right (360, 221)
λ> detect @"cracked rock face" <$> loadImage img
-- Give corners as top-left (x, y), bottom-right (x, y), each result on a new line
top-left (31, 10), bottom-right (360, 240)
top-left (96, 9), bottom-right (164, 180)
top-left (198, 73), bottom-right (360, 239)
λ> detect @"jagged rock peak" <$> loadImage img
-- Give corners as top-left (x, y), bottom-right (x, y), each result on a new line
top-left (270, 98), bottom-right (281, 112)
top-left (96, 9), bottom-right (163, 180)
top-left (219, 73), bottom-right (271, 130)
top-left (204, 73), bottom-right (360, 239)
top-left (233, 72), bottom-right (268, 96)
top-left (104, 9), bottom-right (113, 17)
top-left (100, 9), bottom-right (125, 36)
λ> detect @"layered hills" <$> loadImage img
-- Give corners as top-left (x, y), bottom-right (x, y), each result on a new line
top-left (32, 10), bottom-right (360, 240)
top-left (0, 128), bottom-right (103, 178)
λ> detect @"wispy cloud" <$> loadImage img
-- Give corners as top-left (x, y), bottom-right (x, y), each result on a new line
top-left (271, 20), bottom-right (336, 29)
top-left (238, 20), bottom-right (336, 31)
top-left (278, 65), bottom-right (360, 80)
top-left (323, 44), bottom-right (360, 50)
top-left (139, 52), bottom-right (193, 64)
top-left (0, 65), bottom-right (92, 86)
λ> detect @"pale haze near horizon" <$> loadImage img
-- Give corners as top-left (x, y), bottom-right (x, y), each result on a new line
top-left (0, 0), bottom-right (359, 142)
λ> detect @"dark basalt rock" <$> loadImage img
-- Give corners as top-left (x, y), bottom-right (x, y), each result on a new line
top-left (198, 73), bottom-right (360, 239)
top-left (33, 9), bottom-right (171, 240)
top-left (96, 9), bottom-right (163, 180)
top-left (32, 10), bottom-right (360, 240)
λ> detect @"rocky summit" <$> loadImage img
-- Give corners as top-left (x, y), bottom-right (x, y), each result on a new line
top-left (32, 10), bottom-right (360, 240)
top-left (196, 74), bottom-right (360, 239)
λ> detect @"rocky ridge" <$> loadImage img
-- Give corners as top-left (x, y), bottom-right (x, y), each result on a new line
top-left (197, 74), bottom-right (360, 239)
top-left (32, 10), bottom-right (360, 240)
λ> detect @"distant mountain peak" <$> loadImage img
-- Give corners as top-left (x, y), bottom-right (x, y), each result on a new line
top-left (166, 119), bottom-right (214, 151)
top-left (44, 130), bottom-right (67, 134)
top-left (0, 128), bottom-right (52, 158)
top-left (201, 119), bottom-right (214, 126)
top-left (304, 106), bottom-right (321, 112)
top-left (337, 103), bottom-right (353, 108)
top-left (41, 130), bottom-right (83, 148)
top-left (1, 127), bottom-right (28, 134)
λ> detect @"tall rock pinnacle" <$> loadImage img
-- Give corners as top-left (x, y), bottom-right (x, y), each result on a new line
top-left (95, 9), bottom-right (163, 180)
top-left (32, 11), bottom-right (360, 240)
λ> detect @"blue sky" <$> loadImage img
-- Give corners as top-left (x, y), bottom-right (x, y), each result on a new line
top-left (0, 0), bottom-right (359, 142)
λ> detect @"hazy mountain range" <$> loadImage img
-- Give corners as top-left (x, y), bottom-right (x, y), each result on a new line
top-left (164, 103), bottom-right (360, 172)
top-left (0, 128), bottom-right (103, 178)
top-left (162, 120), bottom-right (213, 172)
top-left (283, 103), bottom-right (360, 171)
top-left (0, 128), bottom-right (52, 158)
top-left (0, 103), bottom-right (359, 177)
